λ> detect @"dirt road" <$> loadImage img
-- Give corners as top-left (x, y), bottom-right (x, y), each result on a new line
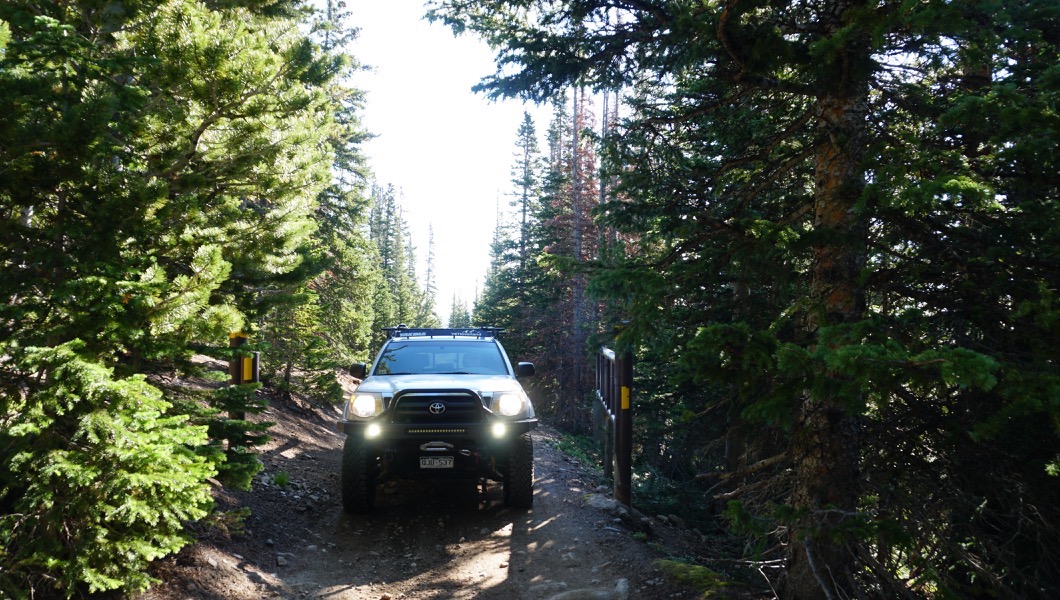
top-left (138, 395), bottom-right (734, 600)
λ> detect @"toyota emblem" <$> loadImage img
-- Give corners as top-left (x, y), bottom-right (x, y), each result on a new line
top-left (428, 402), bottom-right (446, 415)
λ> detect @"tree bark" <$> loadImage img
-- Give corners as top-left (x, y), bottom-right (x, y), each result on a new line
top-left (784, 7), bottom-right (870, 596)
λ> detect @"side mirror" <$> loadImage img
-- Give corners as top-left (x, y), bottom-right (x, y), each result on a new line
top-left (516, 362), bottom-right (536, 378)
top-left (349, 363), bottom-right (368, 380)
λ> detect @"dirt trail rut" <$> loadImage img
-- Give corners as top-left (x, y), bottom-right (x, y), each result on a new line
top-left (139, 396), bottom-right (729, 600)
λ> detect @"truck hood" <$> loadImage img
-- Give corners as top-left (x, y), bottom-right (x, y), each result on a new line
top-left (356, 374), bottom-right (527, 397)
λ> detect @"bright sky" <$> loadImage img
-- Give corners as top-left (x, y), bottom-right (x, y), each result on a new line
top-left (347, 0), bottom-right (549, 325)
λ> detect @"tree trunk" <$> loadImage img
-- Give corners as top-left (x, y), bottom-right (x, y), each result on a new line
top-left (784, 45), bottom-right (870, 600)
top-left (570, 87), bottom-right (588, 424)
top-left (283, 359), bottom-right (294, 401)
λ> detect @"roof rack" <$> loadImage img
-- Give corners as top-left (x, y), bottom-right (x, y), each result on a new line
top-left (383, 325), bottom-right (506, 339)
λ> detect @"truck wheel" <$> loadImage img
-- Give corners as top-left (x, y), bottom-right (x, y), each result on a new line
top-left (341, 435), bottom-right (376, 513)
top-left (503, 432), bottom-right (534, 508)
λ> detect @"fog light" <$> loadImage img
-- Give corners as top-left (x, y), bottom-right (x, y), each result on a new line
top-left (491, 422), bottom-right (507, 438)
top-left (366, 423), bottom-right (382, 439)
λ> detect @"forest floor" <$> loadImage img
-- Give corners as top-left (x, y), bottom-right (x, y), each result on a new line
top-left (134, 362), bottom-right (767, 600)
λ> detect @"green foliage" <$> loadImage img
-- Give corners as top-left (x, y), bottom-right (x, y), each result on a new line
top-left (554, 432), bottom-right (600, 467)
top-left (0, 343), bottom-right (216, 596)
top-left (472, 96), bottom-right (601, 428)
top-left (273, 471), bottom-right (291, 487)
top-left (366, 184), bottom-right (439, 337)
top-left (205, 384), bottom-right (271, 490)
top-left (434, 0), bottom-right (1060, 597)
top-left (201, 507), bottom-right (252, 539)
top-left (254, 0), bottom-right (383, 385)
top-left (0, 0), bottom-right (378, 594)
top-left (450, 295), bottom-right (473, 327)
top-left (654, 559), bottom-right (729, 598)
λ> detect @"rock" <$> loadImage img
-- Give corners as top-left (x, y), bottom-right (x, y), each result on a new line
top-left (544, 579), bottom-right (630, 600)
top-left (529, 581), bottom-right (569, 597)
top-left (277, 555), bottom-right (288, 567)
top-left (668, 514), bottom-right (686, 529)
top-left (585, 494), bottom-right (618, 512)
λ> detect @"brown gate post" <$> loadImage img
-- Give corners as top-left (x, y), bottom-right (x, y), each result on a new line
top-left (228, 332), bottom-right (251, 448)
top-left (229, 331), bottom-right (247, 385)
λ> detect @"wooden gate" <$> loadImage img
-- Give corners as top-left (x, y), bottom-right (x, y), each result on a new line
top-left (594, 347), bottom-right (632, 506)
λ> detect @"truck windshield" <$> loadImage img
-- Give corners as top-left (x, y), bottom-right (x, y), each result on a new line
top-left (374, 342), bottom-right (508, 376)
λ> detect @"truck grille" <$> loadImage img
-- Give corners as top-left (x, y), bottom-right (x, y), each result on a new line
top-left (391, 391), bottom-right (483, 426)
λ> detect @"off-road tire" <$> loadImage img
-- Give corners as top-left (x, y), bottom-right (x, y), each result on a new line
top-left (503, 432), bottom-right (534, 508)
top-left (341, 435), bottom-right (376, 513)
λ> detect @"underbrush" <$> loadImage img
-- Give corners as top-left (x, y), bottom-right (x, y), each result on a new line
top-left (551, 429), bottom-right (720, 532)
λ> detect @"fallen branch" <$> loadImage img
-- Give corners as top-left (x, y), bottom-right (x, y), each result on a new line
top-left (696, 452), bottom-right (789, 482)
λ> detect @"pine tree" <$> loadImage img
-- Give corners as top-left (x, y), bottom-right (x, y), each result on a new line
top-left (513, 112), bottom-right (540, 276)
top-left (522, 91), bottom-right (601, 429)
top-left (0, 0), bottom-right (352, 593)
top-left (449, 294), bottom-right (473, 328)
top-left (367, 184), bottom-right (437, 336)
top-left (429, 1), bottom-right (1060, 597)
top-left (415, 226), bottom-right (442, 327)
top-left (474, 201), bottom-right (520, 329)
top-left (257, 0), bottom-right (379, 401)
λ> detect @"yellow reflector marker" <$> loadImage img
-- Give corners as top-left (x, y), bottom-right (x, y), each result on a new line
top-left (621, 386), bottom-right (630, 410)
top-left (242, 356), bottom-right (253, 382)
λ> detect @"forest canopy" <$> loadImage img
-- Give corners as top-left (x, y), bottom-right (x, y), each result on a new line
top-left (0, 1), bottom-right (438, 596)
top-left (435, 0), bottom-right (1060, 598)
top-left (1, 0), bottom-right (1058, 598)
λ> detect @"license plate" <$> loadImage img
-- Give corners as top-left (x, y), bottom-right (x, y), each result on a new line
top-left (419, 456), bottom-right (454, 469)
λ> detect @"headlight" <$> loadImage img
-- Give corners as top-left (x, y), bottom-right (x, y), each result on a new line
top-left (346, 393), bottom-right (382, 419)
top-left (493, 392), bottom-right (525, 417)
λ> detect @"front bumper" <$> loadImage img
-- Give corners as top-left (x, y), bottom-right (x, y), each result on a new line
top-left (336, 388), bottom-right (537, 481)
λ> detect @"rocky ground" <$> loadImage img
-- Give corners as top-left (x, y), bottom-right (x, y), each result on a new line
top-left (135, 370), bottom-right (765, 600)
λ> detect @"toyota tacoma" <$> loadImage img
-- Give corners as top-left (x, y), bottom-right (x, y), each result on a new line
top-left (337, 327), bottom-right (537, 512)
